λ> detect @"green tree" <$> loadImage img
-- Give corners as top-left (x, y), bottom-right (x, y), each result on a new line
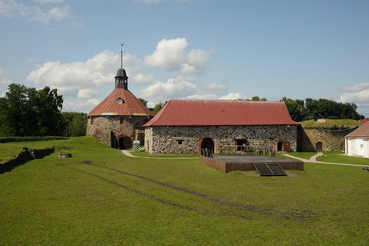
top-left (152, 101), bottom-right (167, 114)
top-left (62, 112), bottom-right (87, 137)
top-left (138, 98), bottom-right (148, 107)
top-left (251, 96), bottom-right (260, 101)
top-left (0, 83), bottom-right (64, 136)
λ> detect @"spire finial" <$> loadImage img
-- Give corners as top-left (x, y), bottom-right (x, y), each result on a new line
top-left (121, 44), bottom-right (124, 69)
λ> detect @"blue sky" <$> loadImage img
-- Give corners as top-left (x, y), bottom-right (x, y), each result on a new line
top-left (1, 0), bottom-right (368, 117)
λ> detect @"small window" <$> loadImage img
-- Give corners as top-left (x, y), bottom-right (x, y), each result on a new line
top-left (91, 117), bottom-right (94, 125)
top-left (117, 98), bottom-right (124, 104)
top-left (120, 117), bottom-right (123, 124)
top-left (177, 140), bottom-right (183, 145)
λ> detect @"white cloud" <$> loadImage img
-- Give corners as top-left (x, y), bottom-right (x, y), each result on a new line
top-left (63, 99), bottom-right (100, 112)
top-left (26, 50), bottom-right (120, 97)
top-left (144, 38), bottom-right (214, 74)
top-left (0, 68), bottom-right (12, 86)
top-left (77, 88), bottom-right (99, 99)
top-left (133, 74), bottom-right (155, 85)
top-left (220, 92), bottom-right (243, 100)
top-left (0, 0), bottom-right (71, 23)
top-left (136, 75), bottom-right (197, 103)
top-left (338, 83), bottom-right (369, 117)
top-left (339, 83), bottom-right (369, 103)
top-left (26, 51), bottom-right (143, 99)
top-left (340, 90), bottom-right (369, 103)
top-left (339, 83), bottom-right (369, 93)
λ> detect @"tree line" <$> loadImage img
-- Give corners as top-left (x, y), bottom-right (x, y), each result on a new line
top-left (141, 96), bottom-right (365, 122)
top-left (0, 84), bottom-right (86, 137)
top-left (239, 96), bottom-right (364, 122)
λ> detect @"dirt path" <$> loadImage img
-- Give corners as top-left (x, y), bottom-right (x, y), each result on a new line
top-left (282, 153), bottom-right (369, 167)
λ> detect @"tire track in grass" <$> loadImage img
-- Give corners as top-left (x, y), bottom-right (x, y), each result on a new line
top-left (62, 163), bottom-right (252, 220)
top-left (81, 161), bottom-right (316, 220)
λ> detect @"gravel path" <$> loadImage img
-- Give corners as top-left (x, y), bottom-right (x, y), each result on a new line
top-left (282, 152), bottom-right (369, 167)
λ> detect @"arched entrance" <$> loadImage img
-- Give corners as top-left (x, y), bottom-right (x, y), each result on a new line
top-left (119, 136), bottom-right (132, 150)
top-left (316, 142), bottom-right (323, 152)
top-left (201, 138), bottom-right (214, 153)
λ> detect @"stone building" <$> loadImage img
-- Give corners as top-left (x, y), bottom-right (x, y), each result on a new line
top-left (143, 99), bottom-right (299, 154)
top-left (86, 67), bottom-right (154, 149)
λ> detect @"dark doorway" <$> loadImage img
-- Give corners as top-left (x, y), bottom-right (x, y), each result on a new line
top-left (236, 139), bottom-right (247, 151)
top-left (119, 136), bottom-right (132, 150)
top-left (201, 138), bottom-right (214, 153)
top-left (277, 141), bottom-right (283, 151)
top-left (316, 142), bottom-right (323, 152)
top-left (111, 131), bottom-right (118, 148)
top-left (283, 141), bottom-right (290, 152)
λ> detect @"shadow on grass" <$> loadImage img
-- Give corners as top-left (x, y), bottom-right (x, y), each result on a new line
top-left (0, 148), bottom-right (54, 174)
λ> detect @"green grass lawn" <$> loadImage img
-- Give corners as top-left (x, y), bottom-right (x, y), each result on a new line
top-left (1, 137), bottom-right (369, 245)
top-left (301, 119), bottom-right (361, 129)
top-left (0, 144), bottom-right (24, 163)
top-left (317, 151), bottom-right (369, 165)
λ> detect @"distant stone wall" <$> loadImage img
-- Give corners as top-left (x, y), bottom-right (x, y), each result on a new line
top-left (145, 125), bottom-right (298, 154)
top-left (0, 137), bottom-right (66, 143)
top-left (86, 116), bottom-right (152, 148)
top-left (298, 127), bottom-right (356, 152)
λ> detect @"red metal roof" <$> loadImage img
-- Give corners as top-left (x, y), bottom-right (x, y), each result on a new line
top-left (360, 119), bottom-right (369, 124)
top-left (345, 121), bottom-right (369, 139)
top-left (87, 88), bottom-right (154, 117)
top-left (143, 99), bottom-right (299, 127)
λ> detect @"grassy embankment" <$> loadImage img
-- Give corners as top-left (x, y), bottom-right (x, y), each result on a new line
top-left (300, 119), bottom-right (361, 129)
top-left (1, 137), bottom-right (369, 245)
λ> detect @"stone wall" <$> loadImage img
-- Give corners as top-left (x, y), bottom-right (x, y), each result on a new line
top-left (145, 125), bottom-right (298, 154)
top-left (298, 127), bottom-right (356, 152)
top-left (86, 116), bottom-right (152, 148)
top-left (0, 137), bottom-right (67, 143)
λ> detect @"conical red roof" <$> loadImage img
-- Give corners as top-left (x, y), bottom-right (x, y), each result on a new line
top-left (87, 88), bottom-right (154, 117)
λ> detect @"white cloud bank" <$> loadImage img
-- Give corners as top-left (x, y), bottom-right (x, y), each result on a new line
top-left (23, 37), bottom-right (236, 112)
top-left (26, 50), bottom-right (120, 98)
top-left (339, 83), bottom-right (369, 103)
top-left (339, 83), bottom-right (369, 116)
top-left (144, 38), bottom-right (214, 74)
top-left (136, 75), bottom-right (197, 103)
top-left (0, 0), bottom-right (71, 23)
top-left (0, 68), bottom-right (12, 86)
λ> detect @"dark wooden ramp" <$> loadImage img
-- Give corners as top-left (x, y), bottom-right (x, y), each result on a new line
top-left (254, 163), bottom-right (273, 176)
top-left (254, 163), bottom-right (287, 176)
top-left (267, 163), bottom-right (287, 176)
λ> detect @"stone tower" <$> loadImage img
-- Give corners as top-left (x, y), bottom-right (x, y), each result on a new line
top-left (86, 66), bottom-right (154, 149)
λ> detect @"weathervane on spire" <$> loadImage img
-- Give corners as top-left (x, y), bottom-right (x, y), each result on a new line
top-left (121, 43), bottom-right (124, 69)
